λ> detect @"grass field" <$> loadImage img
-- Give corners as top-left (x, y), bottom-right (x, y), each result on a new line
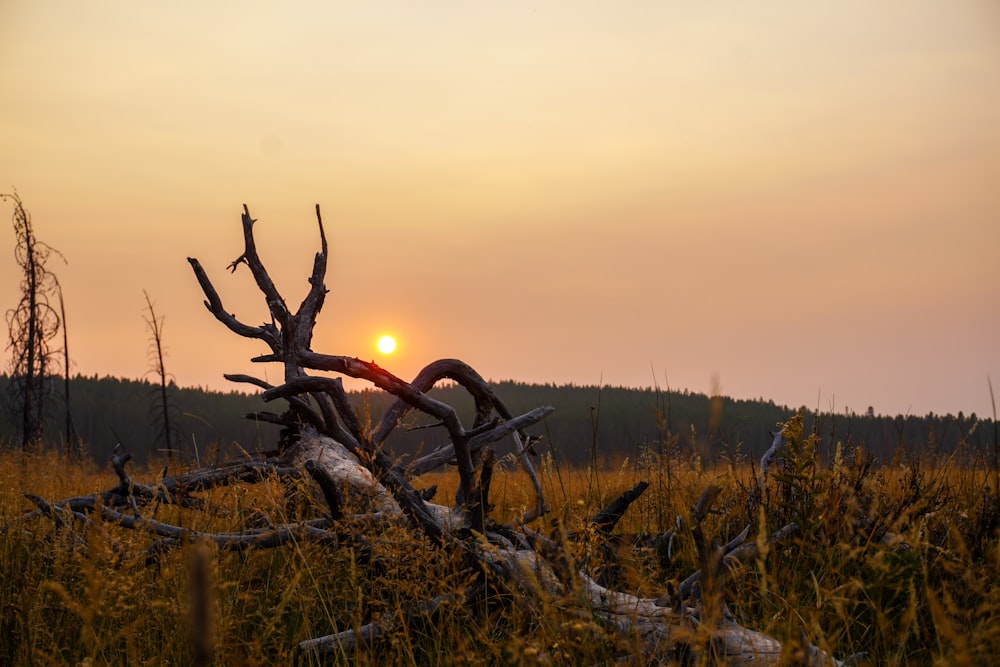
top-left (2, 417), bottom-right (999, 665)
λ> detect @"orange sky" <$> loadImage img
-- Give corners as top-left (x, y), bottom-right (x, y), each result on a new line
top-left (1, 1), bottom-right (999, 418)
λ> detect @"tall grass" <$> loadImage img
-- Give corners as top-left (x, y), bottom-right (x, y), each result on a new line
top-left (2, 428), bottom-right (999, 665)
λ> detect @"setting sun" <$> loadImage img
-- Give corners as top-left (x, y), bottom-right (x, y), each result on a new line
top-left (377, 335), bottom-right (397, 355)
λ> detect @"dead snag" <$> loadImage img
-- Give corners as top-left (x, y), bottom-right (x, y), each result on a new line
top-left (15, 204), bottom-right (851, 665)
top-left (193, 204), bottom-right (849, 664)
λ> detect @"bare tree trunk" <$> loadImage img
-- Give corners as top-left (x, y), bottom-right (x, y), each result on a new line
top-left (143, 290), bottom-right (174, 462)
top-left (23, 210), bottom-right (38, 450)
top-left (57, 284), bottom-right (81, 457)
top-left (2, 192), bottom-right (63, 451)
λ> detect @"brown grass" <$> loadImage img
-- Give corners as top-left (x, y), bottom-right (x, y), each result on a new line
top-left (2, 428), bottom-right (999, 665)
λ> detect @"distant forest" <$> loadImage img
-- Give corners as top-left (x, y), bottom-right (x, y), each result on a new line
top-left (0, 374), bottom-right (995, 469)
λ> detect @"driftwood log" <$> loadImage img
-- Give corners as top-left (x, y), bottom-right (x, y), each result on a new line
top-left (8, 205), bottom-right (857, 665)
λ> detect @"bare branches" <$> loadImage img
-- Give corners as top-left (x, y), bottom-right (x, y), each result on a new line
top-left (233, 204), bottom-right (289, 329)
top-left (151, 202), bottom-right (858, 664)
top-left (1, 456), bottom-right (301, 535)
top-left (100, 506), bottom-right (343, 551)
top-left (294, 351), bottom-right (481, 499)
top-left (143, 290), bottom-right (177, 459)
top-left (291, 203), bottom-right (329, 353)
top-left (758, 430), bottom-right (783, 491)
top-left (2, 191), bottom-right (67, 449)
top-left (187, 206), bottom-right (555, 519)
top-left (408, 406), bottom-right (553, 476)
top-left (372, 358), bottom-right (515, 444)
top-left (511, 430), bottom-right (546, 522)
top-left (187, 257), bottom-right (281, 346)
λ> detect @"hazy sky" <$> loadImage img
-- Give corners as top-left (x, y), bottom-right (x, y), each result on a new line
top-left (2, 1), bottom-right (998, 418)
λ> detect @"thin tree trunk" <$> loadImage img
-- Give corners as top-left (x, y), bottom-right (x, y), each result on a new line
top-left (144, 290), bottom-right (173, 462)
top-left (58, 285), bottom-right (80, 456)
top-left (22, 208), bottom-right (39, 450)
top-left (3, 192), bottom-right (64, 451)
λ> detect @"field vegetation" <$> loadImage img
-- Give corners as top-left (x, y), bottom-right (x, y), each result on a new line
top-left (2, 412), bottom-right (999, 665)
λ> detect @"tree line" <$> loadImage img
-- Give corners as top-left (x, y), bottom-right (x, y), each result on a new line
top-left (0, 374), bottom-right (994, 470)
top-left (377, 381), bottom-right (997, 469)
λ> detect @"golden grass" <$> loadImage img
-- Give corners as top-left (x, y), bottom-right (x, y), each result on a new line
top-left (2, 434), bottom-right (999, 665)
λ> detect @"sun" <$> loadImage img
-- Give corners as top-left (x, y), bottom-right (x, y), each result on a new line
top-left (376, 335), bottom-right (397, 355)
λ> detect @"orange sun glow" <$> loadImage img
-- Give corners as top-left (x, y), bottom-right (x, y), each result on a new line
top-left (376, 335), bottom-right (397, 355)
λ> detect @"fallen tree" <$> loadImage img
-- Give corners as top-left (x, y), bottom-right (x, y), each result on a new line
top-left (9, 205), bottom-right (861, 665)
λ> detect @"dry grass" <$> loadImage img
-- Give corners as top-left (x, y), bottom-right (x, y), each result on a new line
top-left (2, 424), bottom-right (999, 665)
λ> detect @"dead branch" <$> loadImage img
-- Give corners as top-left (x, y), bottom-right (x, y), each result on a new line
top-left (16, 204), bottom-right (857, 665)
top-left (758, 430), bottom-right (783, 492)
top-left (408, 405), bottom-right (554, 476)
top-left (591, 480), bottom-right (649, 535)
top-left (194, 204), bottom-right (851, 664)
top-left (26, 485), bottom-right (348, 553)
top-left (1, 456), bottom-right (303, 536)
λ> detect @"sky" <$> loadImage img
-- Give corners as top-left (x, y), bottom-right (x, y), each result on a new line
top-left (1, 1), bottom-right (998, 419)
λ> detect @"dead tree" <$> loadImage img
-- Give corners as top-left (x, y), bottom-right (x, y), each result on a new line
top-left (57, 283), bottom-right (82, 456)
top-left (2, 192), bottom-right (65, 450)
top-left (9, 205), bottom-right (855, 665)
top-left (143, 289), bottom-right (177, 461)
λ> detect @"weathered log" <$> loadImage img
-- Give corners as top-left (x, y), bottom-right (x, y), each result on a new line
top-left (466, 543), bottom-right (845, 665)
top-left (16, 202), bottom-right (855, 665)
top-left (287, 430), bottom-right (468, 536)
top-left (190, 204), bottom-right (851, 665)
